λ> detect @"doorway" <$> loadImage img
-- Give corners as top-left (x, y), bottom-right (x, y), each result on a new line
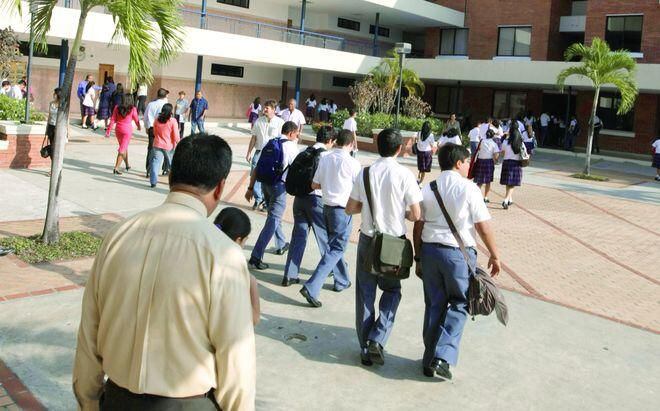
top-left (98, 64), bottom-right (115, 84)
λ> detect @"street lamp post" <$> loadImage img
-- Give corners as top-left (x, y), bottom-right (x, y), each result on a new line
top-left (24, 1), bottom-right (38, 123)
top-left (394, 42), bottom-right (411, 129)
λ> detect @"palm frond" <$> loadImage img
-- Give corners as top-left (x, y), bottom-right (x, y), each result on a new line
top-left (29, 0), bottom-right (59, 54)
top-left (603, 73), bottom-right (638, 115)
top-left (556, 65), bottom-right (592, 91)
top-left (0, 0), bottom-right (21, 15)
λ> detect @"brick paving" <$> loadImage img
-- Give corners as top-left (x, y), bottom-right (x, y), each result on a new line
top-left (0, 359), bottom-right (45, 410)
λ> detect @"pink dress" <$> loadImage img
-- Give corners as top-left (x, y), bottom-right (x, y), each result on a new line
top-left (106, 106), bottom-right (139, 152)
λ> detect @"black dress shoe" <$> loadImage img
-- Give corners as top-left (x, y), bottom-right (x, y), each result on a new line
top-left (274, 243), bottom-right (290, 255)
top-left (360, 349), bottom-right (373, 366)
top-left (299, 287), bottom-right (322, 308)
top-left (281, 277), bottom-right (300, 287)
top-left (367, 341), bottom-right (385, 365)
top-left (423, 358), bottom-right (452, 380)
top-left (248, 258), bottom-right (269, 270)
top-left (332, 281), bottom-right (352, 292)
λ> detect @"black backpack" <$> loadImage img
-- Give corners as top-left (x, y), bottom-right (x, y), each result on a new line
top-left (285, 146), bottom-right (325, 196)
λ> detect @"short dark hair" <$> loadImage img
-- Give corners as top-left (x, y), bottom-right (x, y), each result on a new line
top-left (157, 88), bottom-right (169, 98)
top-left (335, 129), bottom-right (354, 147)
top-left (446, 128), bottom-right (459, 137)
top-left (169, 134), bottom-right (233, 192)
top-left (264, 99), bottom-right (277, 109)
top-left (316, 125), bottom-right (336, 143)
top-left (1, 80), bottom-right (9, 87)
top-left (158, 103), bottom-right (173, 123)
top-left (377, 128), bottom-right (402, 157)
top-left (281, 121), bottom-right (298, 135)
top-left (349, 108), bottom-right (356, 116)
top-left (214, 207), bottom-right (251, 242)
top-left (438, 143), bottom-right (469, 171)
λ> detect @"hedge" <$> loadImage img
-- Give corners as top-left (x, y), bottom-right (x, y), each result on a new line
top-left (0, 94), bottom-right (46, 122)
top-left (312, 109), bottom-right (445, 137)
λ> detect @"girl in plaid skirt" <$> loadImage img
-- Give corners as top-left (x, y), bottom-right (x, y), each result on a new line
top-left (499, 127), bottom-right (525, 209)
top-left (473, 129), bottom-right (500, 203)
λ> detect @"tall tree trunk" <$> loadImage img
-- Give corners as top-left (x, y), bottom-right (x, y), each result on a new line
top-left (584, 86), bottom-right (600, 176)
top-left (42, 10), bottom-right (88, 244)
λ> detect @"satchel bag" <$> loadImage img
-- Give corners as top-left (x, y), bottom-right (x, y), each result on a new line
top-left (361, 166), bottom-right (413, 280)
top-left (519, 143), bottom-right (530, 168)
top-left (411, 137), bottom-right (419, 155)
top-left (40, 136), bottom-right (51, 159)
top-left (467, 140), bottom-right (482, 180)
top-left (429, 181), bottom-right (509, 326)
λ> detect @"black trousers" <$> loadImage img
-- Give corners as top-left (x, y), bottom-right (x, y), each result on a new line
top-left (101, 380), bottom-right (220, 411)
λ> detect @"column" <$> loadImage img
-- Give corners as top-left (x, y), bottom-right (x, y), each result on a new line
top-left (294, 0), bottom-right (307, 105)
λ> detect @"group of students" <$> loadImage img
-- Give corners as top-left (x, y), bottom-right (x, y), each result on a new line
top-left (240, 109), bottom-right (501, 379)
top-left (0, 77), bottom-right (31, 100)
top-left (304, 94), bottom-right (338, 123)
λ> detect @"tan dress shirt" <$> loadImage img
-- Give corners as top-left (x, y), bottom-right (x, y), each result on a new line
top-left (73, 192), bottom-right (256, 411)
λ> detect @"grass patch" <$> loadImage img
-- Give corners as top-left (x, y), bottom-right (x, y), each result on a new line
top-left (570, 173), bottom-right (610, 182)
top-left (0, 231), bottom-right (101, 264)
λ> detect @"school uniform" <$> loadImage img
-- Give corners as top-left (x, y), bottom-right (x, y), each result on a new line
top-left (305, 99), bottom-right (317, 119)
top-left (473, 139), bottom-right (500, 184)
top-left (438, 135), bottom-right (462, 147)
top-left (523, 129), bottom-right (535, 155)
top-left (351, 157), bottom-right (422, 354)
top-left (250, 138), bottom-right (300, 263)
top-left (491, 125), bottom-right (504, 150)
top-left (318, 103), bottom-right (329, 122)
top-left (416, 133), bottom-right (436, 173)
top-left (248, 103), bottom-right (261, 126)
top-left (468, 126), bottom-right (480, 154)
top-left (499, 140), bottom-right (524, 187)
top-left (302, 148), bottom-right (360, 300)
top-left (539, 113), bottom-right (550, 146)
top-left (280, 108), bottom-right (306, 130)
top-left (251, 115), bottom-right (286, 206)
top-left (419, 170), bottom-right (491, 367)
top-left (652, 140), bottom-right (660, 169)
top-left (283, 143), bottom-right (343, 282)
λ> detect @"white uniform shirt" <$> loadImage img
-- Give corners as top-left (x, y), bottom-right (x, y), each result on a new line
top-left (343, 117), bottom-right (358, 133)
top-left (540, 113), bottom-right (550, 127)
top-left (144, 98), bottom-right (168, 129)
top-left (420, 170), bottom-right (491, 247)
top-left (478, 123), bottom-right (490, 140)
top-left (350, 157), bottom-right (422, 237)
top-left (249, 104), bottom-right (261, 115)
top-left (477, 139), bottom-right (500, 160)
top-left (280, 139), bottom-right (301, 181)
top-left (318, 103), bottom-right (329, 112)
top-left (331, 103), bottom-right (338, 114)
top-left (468, 127), bottom-right (481, 142)
top-left (313, 148), bottom-right (361, 207)
top-left (311, 142), bottom-right (329, 196)
top-left (417, 132), bottom-right (436, 152)
top-left (438, 135), bottom-right (462, 146)
top-left (10, 85), bottom-right (23, 99)
top-left (137, 84), bottom-right (148, 97)
top-left (82, 88), bottom-right (97, 107)
top-left (502, 139), bottom-right (523, 161)
top-left (306, 99), bottom-right (317, 109)
top-left (280, 109), bottom-right (306, 128)
top-left (253, 116), bottom-right (285, 151)
top-left (652, 139), bottom-right (660, 154)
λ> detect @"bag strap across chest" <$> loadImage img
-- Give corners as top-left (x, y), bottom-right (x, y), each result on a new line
top-left (363, 166), bottom-right (380, 233)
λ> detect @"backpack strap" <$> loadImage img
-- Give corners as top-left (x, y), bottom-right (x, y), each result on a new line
top-left (363, 166), bottom-right (379, 233)
top-left (429, 180), bottom-right (475, 274)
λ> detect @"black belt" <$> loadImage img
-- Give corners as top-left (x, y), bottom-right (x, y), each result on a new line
top-left (106, 379), bottom-right (212, 401)
top-left (423, 242), bottom-right (475, 251)
top-left (325, 205), bottom-right (345, 209)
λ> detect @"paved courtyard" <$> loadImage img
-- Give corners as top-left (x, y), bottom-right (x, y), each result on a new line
top-left (0, 124), bottom-right (659, 410)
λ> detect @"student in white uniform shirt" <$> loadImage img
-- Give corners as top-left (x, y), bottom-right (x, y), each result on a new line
top-left (342, 108), bottom-right (359, 157)
top-left (300, 130), bottom-right (360, 307)
top-left (437, 128), bottom-right (462, 147)
top-left (472, 129), bottom-right (500, 203)
top-left (651, 137), bottom-right (660, 181)
top-left (346, 128), bottom-right (423, 367)
top-left (246, 100), bottom-right (286, 211)
top-left (245, 121), bottom-right (301, 270)
top-left (539, 111), bottom-right (550, 146)
top-left (280, 98), bottom-right (306, 133)
top-left (413, 143), bottom-right (500, 380)
top-left (499, 127), bottom-right (527, 209)
top-left (416, 121), bottom-right (437, 184)
top-left (468, 121), bottom-right (482, 153)
top-left (305, 94), bottom-right (317, 122)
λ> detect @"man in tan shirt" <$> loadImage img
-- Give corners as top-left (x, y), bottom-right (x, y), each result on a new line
top-left (73, 134), bottom-right (256, 410)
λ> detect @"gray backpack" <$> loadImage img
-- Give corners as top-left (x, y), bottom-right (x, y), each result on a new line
top-left (429, 181), bottom-right (509, 326)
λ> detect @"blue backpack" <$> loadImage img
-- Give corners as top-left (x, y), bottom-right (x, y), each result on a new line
top-left (256, 138), bottom-right (287, 184)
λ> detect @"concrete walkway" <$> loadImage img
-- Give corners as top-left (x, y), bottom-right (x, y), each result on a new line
top-left (0, 125), bottom-right (659, 410)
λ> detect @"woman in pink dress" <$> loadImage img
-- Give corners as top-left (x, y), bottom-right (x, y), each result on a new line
top-left (105, 94), bottom-right (141, 175)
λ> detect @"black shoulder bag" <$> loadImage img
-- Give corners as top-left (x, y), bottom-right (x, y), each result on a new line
top-left (361, 166), bottom-right (413, 279)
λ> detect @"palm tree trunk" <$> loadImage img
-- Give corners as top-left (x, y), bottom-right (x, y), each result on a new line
top-left (584, 86), bottom-right (600, 176)
top-left (42, 10), bottom-right (88, 244)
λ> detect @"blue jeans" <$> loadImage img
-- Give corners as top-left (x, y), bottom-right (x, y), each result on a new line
top-left (250, 182), bottom-right (287, 262)
top-left (303, 205), bottom-right (351, 299)
top-left (284, 195), bottom-right (343, 280)
top-left (355, 233), bottom-right (402, 349)
top-left (190, 119), bottom-right (205, 135)
top-left (421, 243), bottom-right (477, 367)
top-left (250, 150), bottom-right (263, 205)
top-left (150, 148), bottom-right (173, 186)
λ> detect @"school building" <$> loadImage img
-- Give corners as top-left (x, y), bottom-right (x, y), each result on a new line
top-left (2, 0), bottom-right (659, 154)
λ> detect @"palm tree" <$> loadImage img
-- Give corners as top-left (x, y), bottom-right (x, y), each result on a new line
top-left (370, 49), bottom-right (425, 100)
top-left (556, 37), bottom-right (638, 175)
top-left (3, 0), bottom-right (184, 243)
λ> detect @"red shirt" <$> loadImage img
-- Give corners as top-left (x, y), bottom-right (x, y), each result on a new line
top-left (153, 117), bottom-right (180, 151)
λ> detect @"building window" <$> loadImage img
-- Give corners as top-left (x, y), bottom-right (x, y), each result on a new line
top-left (439, 28), bottom-right (468, 55)
top-left (497, 26), bottom-right (531, 57)
top-left (332, 76), bottom-right (357, 88)
top-left (597, 93), bottom-right (635, 132)
top-left (338, 17), bottom-right (361, 32)
top-left (19, 42), bottom-right (61, 59)
top-left (492, 91), bottom-right (527, 119)
top-left (210, 63), bottom-right (244, 78)
top-left (369, 25), bottom-right (390, 38)
top-left (605, 15), bottom-right (643, 53)
top-left (217, 0), bottom-right (249, 8)
top-left (434, 86), bottom-right (462, 114)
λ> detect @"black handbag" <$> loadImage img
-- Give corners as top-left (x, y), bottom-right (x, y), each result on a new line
top-left (411, 137), bottom-right (418, 155)
top-left (361, 166), bottom-right (413, 279)
top-left (40, 136), bottom-right (51, 158)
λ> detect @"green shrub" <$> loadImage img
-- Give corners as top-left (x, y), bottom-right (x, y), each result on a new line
top-left (0, 94), bottom-right (46, 122)
top-left (315, 109), bottom-right (445, 138)
top-left (0, 231), bottom-right (101, 264)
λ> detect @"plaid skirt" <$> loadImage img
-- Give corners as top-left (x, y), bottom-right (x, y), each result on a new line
top-left (417, 150), bottom-right (433, 172)
top-left (492, 137), bottom-right (502, 150)
top-left (248, 112), bottom-right (259, 125)
top-left (652, 153), bottom-right (660, 168)
top-left (500, 159), bottom-right (523, 186)
top-left (473, 158), bottom-right (495, 184)
top-left (82, 105), bottom-right (96, 116)
top-left (306, 106), bottom-right (314, 117)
